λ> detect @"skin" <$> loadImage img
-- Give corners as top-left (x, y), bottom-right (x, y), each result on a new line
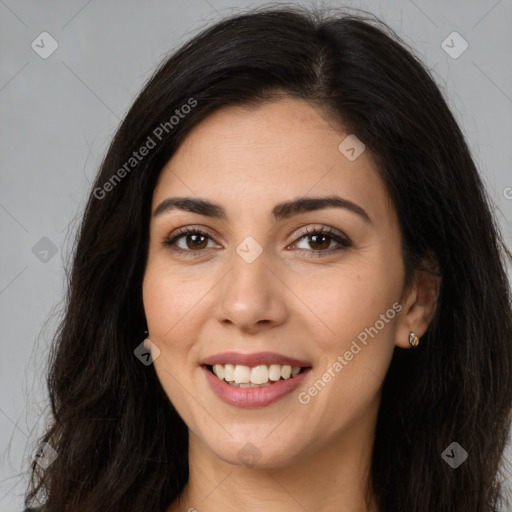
top-left (142, 97), bottom-right (439, 512)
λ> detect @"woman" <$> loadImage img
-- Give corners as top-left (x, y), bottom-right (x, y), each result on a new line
top-left (24, 5), bottom-right (512, 512)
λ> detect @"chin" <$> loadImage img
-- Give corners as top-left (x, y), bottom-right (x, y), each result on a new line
top-left (206, 434), bottom-right (304, 469)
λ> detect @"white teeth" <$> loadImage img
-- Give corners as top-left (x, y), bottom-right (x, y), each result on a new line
top-left (281, 365), bottom-right (292, 379)
top-left (234, 365), bottom-right (251, 384)
top-left (213, 364), bottom-right (225, 379)
top-left (210, 363), bottom-right (304, 385)
top-left (230, 382), bottom-right (272, 388)
top-left (251, 365), bottom-right (269, 384)
top-left (223, 363), bottom-right (235, 382)
top-left (268, 364), bottom-right (282, 381)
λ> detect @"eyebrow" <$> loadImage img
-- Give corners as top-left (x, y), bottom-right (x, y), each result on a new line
top-left (153, 195), bottom-right (372, 224)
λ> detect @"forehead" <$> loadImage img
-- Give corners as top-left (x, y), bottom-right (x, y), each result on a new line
top-left (152, 97), bottom-right (392, 222)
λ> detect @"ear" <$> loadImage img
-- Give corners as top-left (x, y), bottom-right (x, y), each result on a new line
top-left (395, 256), bottom-right (441, 349)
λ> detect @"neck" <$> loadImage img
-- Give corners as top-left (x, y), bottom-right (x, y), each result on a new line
top-left (168, 395), bottom-right (381, 512)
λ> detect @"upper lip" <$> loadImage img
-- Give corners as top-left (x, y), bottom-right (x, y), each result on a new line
top-left (201, 351), bottom-right (312, 368)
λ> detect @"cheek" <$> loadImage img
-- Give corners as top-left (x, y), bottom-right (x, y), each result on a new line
top-left (142, 262), bottom-right (207, 340)
top-left (142, 266), bottom-right (199, 408)
top-left (296, 258), bottom-right (403, 351)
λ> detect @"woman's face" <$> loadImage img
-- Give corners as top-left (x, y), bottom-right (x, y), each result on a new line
top-left (143, 97), bottom-right (414, 468)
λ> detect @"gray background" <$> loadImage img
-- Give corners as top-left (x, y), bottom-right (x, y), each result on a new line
top-left (1, 0), bottom-right (511, 510)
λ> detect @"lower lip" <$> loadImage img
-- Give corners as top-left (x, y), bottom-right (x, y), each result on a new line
top-left (202, 365), bottom-right (311, 409)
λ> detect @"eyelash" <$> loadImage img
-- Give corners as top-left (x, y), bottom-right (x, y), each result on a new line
top-left (161, 225), bottom-right (352, 258)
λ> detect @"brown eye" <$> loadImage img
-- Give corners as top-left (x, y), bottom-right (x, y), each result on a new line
top-left (163, 228), bottom-right (217, 255)
top-left (289, 226), bottom-right (351, 256)
top-left (306, 233), bottom-right (331, 250)
top-left (183, 232), bottom-right (209, 250)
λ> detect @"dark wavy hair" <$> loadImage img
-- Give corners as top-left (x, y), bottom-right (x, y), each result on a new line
top-left (24, 4), bottom-right (512, 511)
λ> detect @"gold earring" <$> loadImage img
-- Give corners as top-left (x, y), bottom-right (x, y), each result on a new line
top-left (409, 332), bottom-right (420, 347)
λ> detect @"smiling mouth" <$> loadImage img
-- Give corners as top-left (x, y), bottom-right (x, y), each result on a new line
top-left (204, 363), bottom-right (311, 388)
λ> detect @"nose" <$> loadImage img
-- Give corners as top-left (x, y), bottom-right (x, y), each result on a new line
top-left (214, 247), bottom-right (288, 333)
